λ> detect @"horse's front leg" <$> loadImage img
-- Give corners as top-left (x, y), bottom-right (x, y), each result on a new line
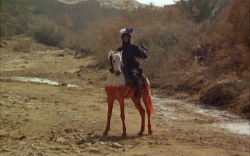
top-left (118, 99), bottom-right (127, 137)
top-left (103, 96), bottom-right (114, 136)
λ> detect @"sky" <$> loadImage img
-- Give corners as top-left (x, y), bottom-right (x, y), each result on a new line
top-left (136, 0), bottom-right (176, 7)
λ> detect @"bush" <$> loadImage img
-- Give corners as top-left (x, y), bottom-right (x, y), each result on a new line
top-left (29, 17), bottom-right (68, 46)
top-left (13, 40), bottom-right (32, 52)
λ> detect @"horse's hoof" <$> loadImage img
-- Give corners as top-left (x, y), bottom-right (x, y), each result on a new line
top-left (138, 133), bottom-right (143, 136)
top-left (122, 133), bottom-right (127, 137)
top-left (103, 133), bottom-right (108, 136)
top-left (148, 131), bottom-right (153, 135)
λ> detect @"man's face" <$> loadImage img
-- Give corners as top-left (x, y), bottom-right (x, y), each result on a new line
top-left (122, 35), bottom-right (129, 42)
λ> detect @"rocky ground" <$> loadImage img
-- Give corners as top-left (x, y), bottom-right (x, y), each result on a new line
top-left (0, 37), bottom-right (249, 156)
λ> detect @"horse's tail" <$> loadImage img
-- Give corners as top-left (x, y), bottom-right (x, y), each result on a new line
top-left (148, 89), bottom-right (155, 114)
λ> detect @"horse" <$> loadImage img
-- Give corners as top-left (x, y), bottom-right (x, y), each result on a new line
top-left (103, 50), bottom-right (155, 137)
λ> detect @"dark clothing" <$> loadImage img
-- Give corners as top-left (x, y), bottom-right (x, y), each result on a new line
top-left (116, 44), bottom-right (147, 71)
top-left (116, 43), bottom-right (147, 96)
top-left (129, 68), bottom-right (142, 90)
top-left (117, 32), bottom-right (147, 98)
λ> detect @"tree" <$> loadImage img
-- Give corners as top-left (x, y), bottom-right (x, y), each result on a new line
top-left (0, 0), bottom-right (36, 36)
top-left (176, 0), bottom-right (226, 23)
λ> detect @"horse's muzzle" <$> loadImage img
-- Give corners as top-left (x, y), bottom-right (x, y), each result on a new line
top-left (115, 71), bottom-right (121, 77)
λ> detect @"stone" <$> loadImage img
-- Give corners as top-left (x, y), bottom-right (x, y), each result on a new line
top-left (89, 147), bottom-right (99, 153)
top-left (18, 141), bottom-right (27, 146)
top-left (91, 138), bottom-right (100, 143)
top-left (0, 130), bottom-right (9, 136)
top-left (56, 137), bottom-right (67, 143)
top-left (125, 145), bottom-right (134, 149)
top-left (92, 143), bottom-right (99, 147)
top-left (99, 141), bottom-right (107, 145)
top-left (111, 142), bottom-right (123, 148)
top-left (83, 143), bottom-right (91, 147)
top-left (75, 129), bottom-right (84, 132)
top-left (78, 144), bottom-right (86, 149)
top-left (31, 143), bottom-right (45, 150)
top-left (73, 148), bottom-right (81, 153)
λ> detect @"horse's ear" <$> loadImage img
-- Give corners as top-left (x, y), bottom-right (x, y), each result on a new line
top-left (108, 51), bottom-right (114, 59)
top-left (120, 50), bottom-right (123, 58)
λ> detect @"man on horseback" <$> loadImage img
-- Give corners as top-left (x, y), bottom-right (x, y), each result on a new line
top-left (116, 28), bottom-right (148, 98)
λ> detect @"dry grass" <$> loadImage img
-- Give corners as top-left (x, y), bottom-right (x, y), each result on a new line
top-left (13, 40), bottom-right (32, 52)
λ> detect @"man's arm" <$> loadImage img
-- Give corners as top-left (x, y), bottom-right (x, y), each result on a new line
top-left (134, 45), bottom-right (147, 59)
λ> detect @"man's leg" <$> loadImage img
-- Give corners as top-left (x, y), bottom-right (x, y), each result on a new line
top-left (129, 69), bottom-right (141, 98)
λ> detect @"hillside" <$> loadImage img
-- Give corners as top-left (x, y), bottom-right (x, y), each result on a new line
top-left (33, 0), bottom-right (145, 31)
top-left (58, 0), bottom-right (144, 8)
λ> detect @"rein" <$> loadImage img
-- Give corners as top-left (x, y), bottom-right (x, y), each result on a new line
top-left (109, 55), bottom-right (114, 74)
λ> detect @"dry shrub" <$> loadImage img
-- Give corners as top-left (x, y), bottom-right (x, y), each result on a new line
top-left (92, 26), bottom-right (121, 67)
top-left (28, 16), bottom-right (68, 47)
top-left (13, 40), bottom-right (32, 52)
top-left (206, 0), bottom-right (250, 78)
top-left (54, 14), bottom-right (74, 30)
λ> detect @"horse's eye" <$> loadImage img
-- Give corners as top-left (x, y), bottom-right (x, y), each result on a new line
top-left (113, 60), bottom-right (115, 63)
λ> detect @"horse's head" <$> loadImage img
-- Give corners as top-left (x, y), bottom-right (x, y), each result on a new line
top-left (108, 50), bottom-right (123, 77)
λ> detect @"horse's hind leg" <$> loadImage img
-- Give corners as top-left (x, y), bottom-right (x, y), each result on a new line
top-left (103, 96), bottom-right (114, 136)
top-left (142, 97), bottom-right (153, 134)
top-left (132, 98), bottom-right (145, 135)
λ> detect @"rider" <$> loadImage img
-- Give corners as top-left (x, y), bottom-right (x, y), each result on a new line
top-left (116, 28), bottom-right (147, 98)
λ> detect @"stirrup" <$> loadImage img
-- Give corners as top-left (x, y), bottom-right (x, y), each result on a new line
top-left (134, 91), bottom-right (141, 98)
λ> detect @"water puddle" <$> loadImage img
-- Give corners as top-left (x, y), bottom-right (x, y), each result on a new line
top-left (152, 97), bottom-right (250, 135)
top-left (213, 123), bottom-right (250, 135)
top-left (0, 77), bottom-right (78, 88)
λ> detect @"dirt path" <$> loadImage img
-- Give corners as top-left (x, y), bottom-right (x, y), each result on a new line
top-left (0, 38), bottom-right (249, 156)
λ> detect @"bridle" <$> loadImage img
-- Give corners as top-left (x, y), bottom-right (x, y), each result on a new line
top-left (108, 52), bottom-right (123, 75)
top-left (109, 55), bottom-right (115, 74)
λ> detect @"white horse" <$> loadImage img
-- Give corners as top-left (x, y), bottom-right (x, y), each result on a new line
top-left (103, 50), bottom-right (155, 137)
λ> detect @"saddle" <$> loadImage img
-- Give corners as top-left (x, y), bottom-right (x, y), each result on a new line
top-left (122, 66), bottom-right (147, 89)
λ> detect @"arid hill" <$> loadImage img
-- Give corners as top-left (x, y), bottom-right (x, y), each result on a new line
top-left (33, 0), bottom-right (145, 31)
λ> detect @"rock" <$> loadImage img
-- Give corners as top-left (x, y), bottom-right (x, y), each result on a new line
top-left (125, 145), bottom-right (134, 149)
top-left (4, 104), bottom-right (12, 108)
top-left (83, 143), bottom-right (91, 147)
top-left (111, 142), bottom-right (123, 148)
top-left (0, 130), bottom-right (9, 136)
top-left (49, 146), bottom-right (56, 150)
top-left (56, 137), bottom-right (67, 143)
top-left (92, 143), bottom-right (99, 147)
top-left (76, 138), bottom-right (86, 144)
top-left (56, 54), bottom-right (64, 57)
top-left (99, 141), bottom-right (107, 145)
top-left (78, 144), bottom-right (86, 149)
top-left (89, 147), bottom-right (99, 153)
top-left (72, 148), bottom-right (81, 153)
top-left (16, 120), bottom-right (23, 124)
top-left (18, 141), bottom-right (27, 146)
top-left (90, 138), bottom-right (100, 143)
top-left (31, 143), bottom-right (45, 150)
